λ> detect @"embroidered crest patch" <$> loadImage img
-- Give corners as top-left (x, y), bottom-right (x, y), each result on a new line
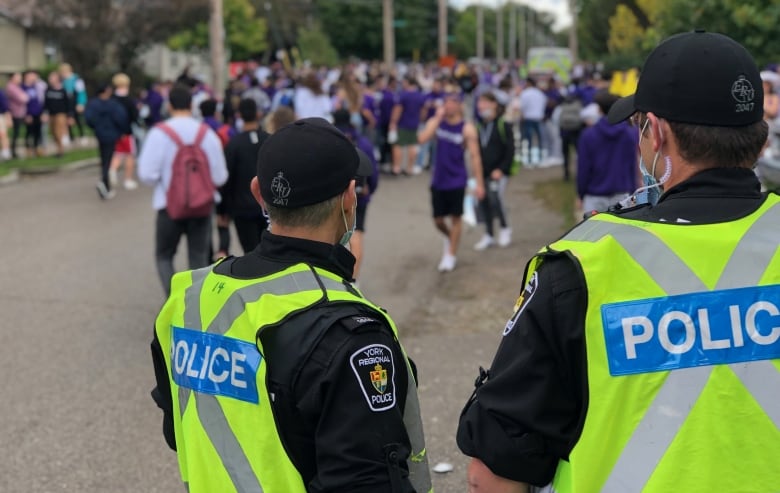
top-left (504, 271), bottom-right (539, 336)
top-left (350, 344), bottom-right (396, 411)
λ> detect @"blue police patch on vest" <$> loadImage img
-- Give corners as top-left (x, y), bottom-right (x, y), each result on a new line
top-left (172, 327), bottom-right (261, 403)
top-left (602, 285), bottom-right (780, 376)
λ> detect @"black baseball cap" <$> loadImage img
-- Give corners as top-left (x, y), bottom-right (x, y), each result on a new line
top-left (257, 118), bottom-right (373, 208)
top-left (608, 30), bottom-right (763, 127)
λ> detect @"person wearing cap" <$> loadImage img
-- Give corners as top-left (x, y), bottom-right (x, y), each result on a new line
top-left (150, 117), bottom-right (432, 493)
top-left (457, 31), bottom-right (780, 493)
top-left (419, 87), bottom-right (485, 272)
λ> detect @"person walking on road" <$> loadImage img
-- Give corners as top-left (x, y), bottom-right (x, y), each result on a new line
top-left (474, 91), bottom-right (514, 251)
top-left (576, 90), bottom-right (639, 213)
top-left (42, 72), bottom-right (71, 158)
top-left (85, 83), bottom-right (127, 200)
top-left (137, 85), bottom-right (228, 296)
top-left (390, 76), bottom-right (427, 176)
top-left (221, 98), bottom-right (270, 254)
top-left (457, 31), bottom-right (780, 493)
top-left (109, 73), bottom-right (140, 191)
top-left (418, 89), bottom-right (485, 272)
top-left (150, 117), bottom-right (432, 493)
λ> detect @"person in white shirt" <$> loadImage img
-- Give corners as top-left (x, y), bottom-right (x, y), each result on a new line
top-left (294, 73), bottom-right (333, 121)
top-left (518, 78), bottom-right (547, 165)
top-left (138, 85), bottom-right (228, 295)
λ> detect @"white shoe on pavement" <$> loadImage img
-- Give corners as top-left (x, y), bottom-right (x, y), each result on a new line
top-left (474, 234), bottom-right (495, 251)
top-left (124, 179), bottom-right (139, 190)
top-left (411, 165), bottom-right (423, 175)
top-left (498, 227), bottom-right (512, 247)
top-left (109, 169), bottom-right (118, 187)
top-left (438, 253), bottom-right (457, 272)
top-left (96, 181), bottom-right (108, 199)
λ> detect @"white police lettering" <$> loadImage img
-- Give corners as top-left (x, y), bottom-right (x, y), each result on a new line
top-left (171, 327), bottom-right (261, 403)
top-left (350, 344), bottom-right (396, 412)
top-left (622, 302), bottom-right (780, 360)
top-left (174, 340), bottom-right (250, 388)
top-left (504, 271), bottom-right (539, 336)
top-left (603, 286), bottom-right (780, 376)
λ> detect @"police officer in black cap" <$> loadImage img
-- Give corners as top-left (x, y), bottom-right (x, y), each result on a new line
top-left (457, 31), bottom-right (780, 492)
top-left (152, 118), bottom-right (432, 493)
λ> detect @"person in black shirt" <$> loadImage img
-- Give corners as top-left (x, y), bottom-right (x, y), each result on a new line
top-left (474, 91), bottom-right (515, 251)
top-left (151, 118), bottom-right (432, 493)
top-left (43, 72), bottom-right (71, 158)
top-left (456, 31), bottom-right (778, 492)
top-left (221, 98), bottom-right (270, 253)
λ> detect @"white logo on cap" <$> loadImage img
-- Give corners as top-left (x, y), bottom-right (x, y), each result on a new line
top-left (270, 172), bottom-right (291, 206)
top-left (731, 76), bottom-right (755, 103)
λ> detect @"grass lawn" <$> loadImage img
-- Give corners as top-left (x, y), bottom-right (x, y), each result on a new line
top-left (532, 177), bottom-right (578, 229)
top-left (0, 148), bottom-right (97, 176)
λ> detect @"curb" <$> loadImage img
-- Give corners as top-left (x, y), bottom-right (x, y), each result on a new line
top-left (0, 168), bottom-right (20, 186)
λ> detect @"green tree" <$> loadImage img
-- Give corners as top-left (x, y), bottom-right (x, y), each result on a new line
top-left (168, 0), bottom-right (268, 61)
top-left (656, 0), bottom-right (780, 66)
top-left (297, 23), bottom-right (340, 66)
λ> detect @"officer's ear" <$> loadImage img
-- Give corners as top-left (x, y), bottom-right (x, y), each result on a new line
top-left (250, 177), bottom-right (265, 208)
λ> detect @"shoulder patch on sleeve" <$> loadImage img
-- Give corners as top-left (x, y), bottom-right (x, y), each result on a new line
top-left (350, 344), bottom-right (396, 412)
top-left (504, 271), bottom-right (539, 336)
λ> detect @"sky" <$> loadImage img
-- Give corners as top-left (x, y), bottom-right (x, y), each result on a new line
top-left (449, 0), bottom-right (573, 31)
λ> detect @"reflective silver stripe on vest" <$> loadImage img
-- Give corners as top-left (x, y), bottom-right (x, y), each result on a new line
top-left (206, 269), bottom-right (348, 335)
top-left (402, 360), bottom-right (433, 493)
top-left (565, 203), bottom-right (780, 492)
top-left (196, 392), bottom-right (263, 493)
top-left (179, 267), bottom-right (212, 417)
top-left (176, 267), bottom-right (351, 493)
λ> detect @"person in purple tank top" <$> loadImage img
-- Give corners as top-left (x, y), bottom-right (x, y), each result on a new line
top-left (418, 88), bottom-right (485, 272)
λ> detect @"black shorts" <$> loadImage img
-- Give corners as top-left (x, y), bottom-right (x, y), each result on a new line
top-left (431, 187), bottom-right (465, 218)
top-left (356, 203), bottom-right (367, 232)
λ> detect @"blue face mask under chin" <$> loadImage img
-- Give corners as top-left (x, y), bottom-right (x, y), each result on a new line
top-left (636, 157), bottom-right (662, 205)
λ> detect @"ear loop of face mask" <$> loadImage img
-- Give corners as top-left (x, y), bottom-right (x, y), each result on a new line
top-left (339, 191), bottom-right (357, 246)
top-left (627, 118), bottom-right (673, 203)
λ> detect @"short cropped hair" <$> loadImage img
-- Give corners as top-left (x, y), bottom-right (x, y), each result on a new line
top-left (199, 99), bottom-right (217, 118)
top-left (169, 85), bottom-right (193, 110)
top-left (238, 98), bottom-right (258, 123)
top-left (264, 195), bottom-right (340, 228)
top-left (669, 120), bottom-right (768, 169)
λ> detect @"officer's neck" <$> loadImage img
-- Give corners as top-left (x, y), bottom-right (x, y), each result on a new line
top-left (268, 223), bottom-right (339, 247)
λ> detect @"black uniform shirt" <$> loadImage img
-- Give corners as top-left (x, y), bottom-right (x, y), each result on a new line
top-left (456, 167), bottom-right (768, 486)
top-left (151, 233), bottom-right (415, 493)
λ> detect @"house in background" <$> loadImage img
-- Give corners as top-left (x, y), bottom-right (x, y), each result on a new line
top-left (0, 7), bottom-right (50, 73)
top-left (137, 43), bottom-right (213, 83)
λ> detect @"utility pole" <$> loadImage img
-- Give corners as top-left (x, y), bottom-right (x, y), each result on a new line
top-left (496, 2), bottom-right (504, 62)
top-left (508, 2), bottom-right (516, 61)
top-left (438, 0), bottom-right (448, 58)
top-left (209, 0), bottom-right (226, 97)
top-left (476, 1), bottom-right (484, 59)
top-left (383, 0), bottom-right (395, 66)
top-left (569, 0), bottom-right (579, 63)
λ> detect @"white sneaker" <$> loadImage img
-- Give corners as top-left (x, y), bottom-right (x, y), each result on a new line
top-left (80, 137), bottom-right (90, 146)
top-left (498, 228), bottom-right (512, 247)
top-left (124, 179), bottom-right (138, 190)
top-left (411, 165), bottom-right (423, 175)
top-left (438, 253), bottom-right (457, 272)
top-left (109, 169), bottom-right (118, 187)
top-left (474, 234), bottom-right (495, 251)
top-left (96, 181), bottom-right (108, 199)
top-left (105, 189), bottom-right (116, 200)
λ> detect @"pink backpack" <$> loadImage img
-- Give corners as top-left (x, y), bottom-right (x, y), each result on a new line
top-left (158, 123), bottom-right (215, 220)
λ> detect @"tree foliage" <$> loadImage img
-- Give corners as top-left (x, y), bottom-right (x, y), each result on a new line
top-left (168, 0), bottom-right (268, 61)
top-left (297, 22), bottom-right (339, 67)
top-left (13, 0), bottom-right (206, 86)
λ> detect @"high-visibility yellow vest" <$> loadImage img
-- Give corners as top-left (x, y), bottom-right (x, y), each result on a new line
top-left (528, 194), bottom-right (780, 492)
top-left (155, 262), bottom-right (433, 493)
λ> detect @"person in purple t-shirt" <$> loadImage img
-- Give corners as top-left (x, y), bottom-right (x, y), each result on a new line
top-left (417, 78), bottom-right (445, 170)
top-left (22, 71), bottom-right (45, 157)
top-left (389, 76), bottom-right (427, 175)
top-left (418, 89), bottom-right (485, 272)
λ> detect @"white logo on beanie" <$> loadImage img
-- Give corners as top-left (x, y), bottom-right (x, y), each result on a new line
top-left (270, 172), bottom-right (291, 206)
top-left (731, 76), bottom-right (755, 103)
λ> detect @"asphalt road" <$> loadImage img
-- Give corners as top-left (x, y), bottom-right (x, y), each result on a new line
top-left (0, 163), bottom-right (564, 493)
